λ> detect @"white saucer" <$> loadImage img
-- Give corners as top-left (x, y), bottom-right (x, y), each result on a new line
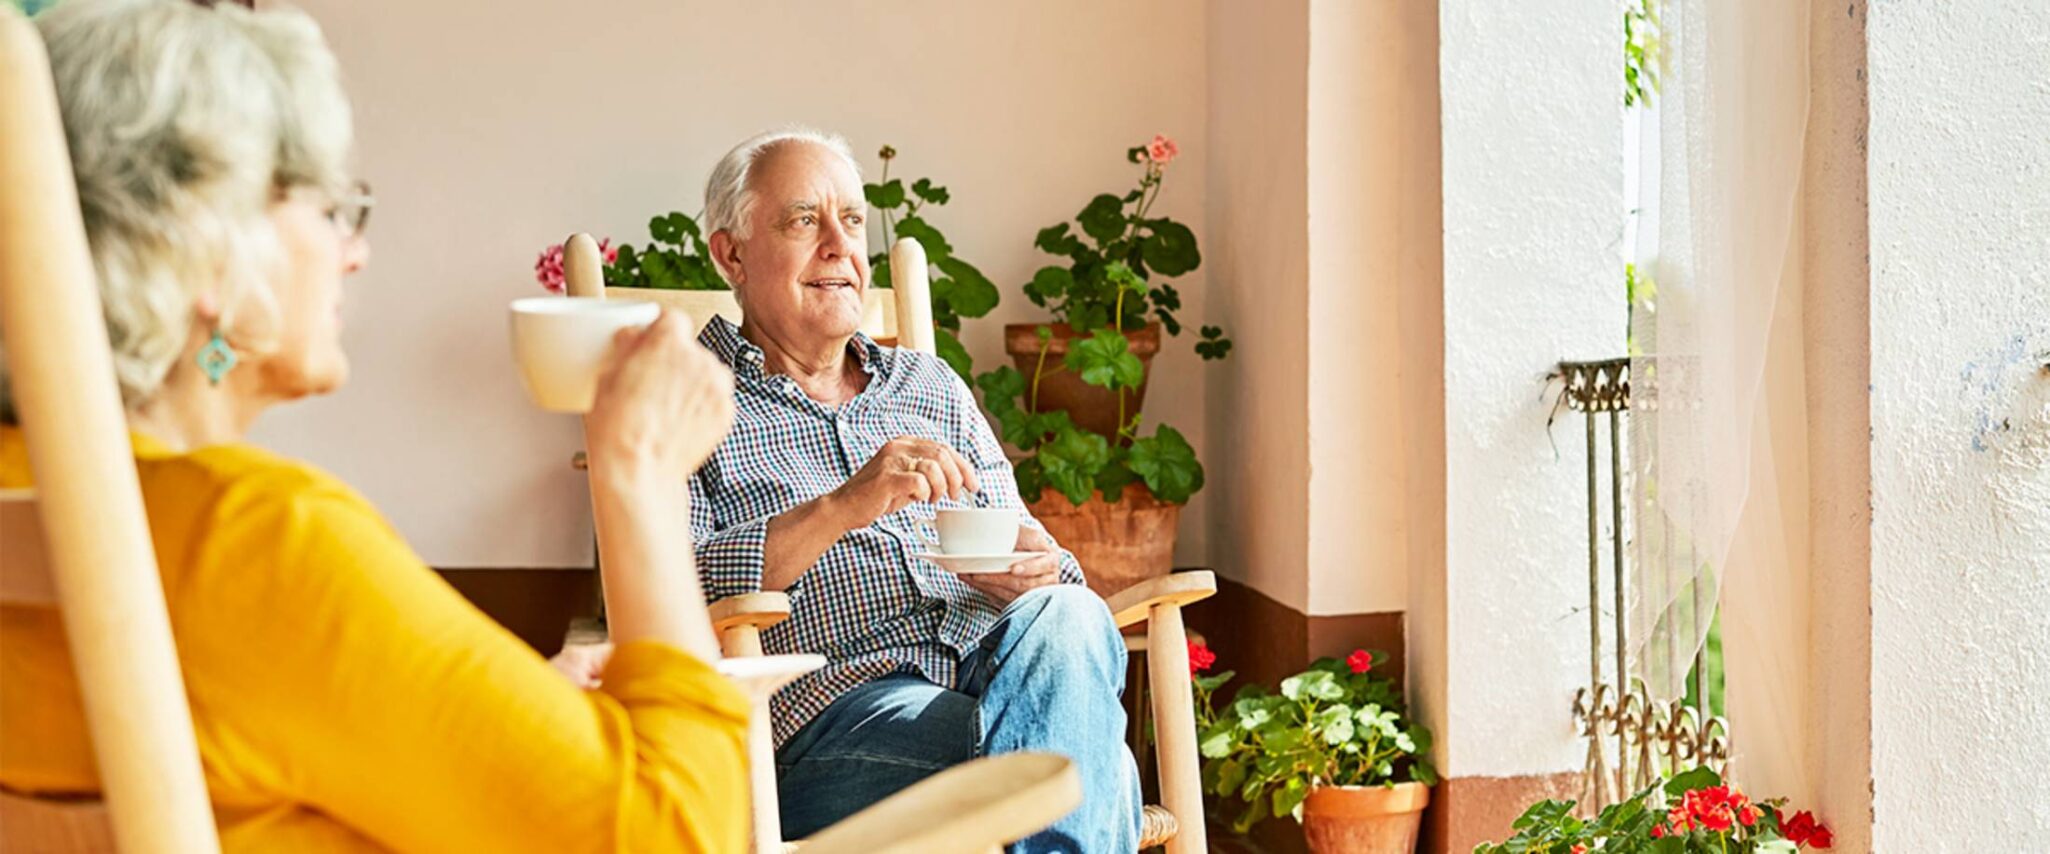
top-left (715, 653), bottom-right (827, 701)
top-left (913, 551), bottom-right (1048, 574)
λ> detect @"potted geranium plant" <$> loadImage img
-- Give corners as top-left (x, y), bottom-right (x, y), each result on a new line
top-left (1192, 645), bottom-right (1437, 853)
top-left (534, 146), bottom-right (996, 358)
top-left (974, 135), bottom-right (1230, 597)
top-left (1475, 766), bottom-right (1835, 854)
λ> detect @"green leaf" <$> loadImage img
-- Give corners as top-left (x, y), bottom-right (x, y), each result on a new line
top-left (976, 366), bottom-right (1027, 404)
top-left (1064, 328), bottom-right (1146, 391)
top-left (1273, 778), bottom-right (1309, 822)
top-left (1127, 426), bottom-right (1204, 503)
top-left (1215, 758), bottom-right (1248, 797)
top-left (648, 212), bottom-right (688, 244)
top-left (1078, 193), bottom-right (1128, 244)
top-left (1039, 427), bottom-right (1111, 505)
top-left (869, 255), bottom-right (893, 291)
top-left (1303, 671), bottom-right (1345, 701)
top-left (934, 256), bottom-right (999, 318)
top-left (1664, 765), bottom-right (1722, 798)
top-left (935, 331), bottom-right (974, 382)
top-left (1024, 266), bottom-right (1073, 308)
top-left (892, 216), bottom-right (952, 259)
top-left (1152, 282), bottom-right (1183, 312)
top-left (1410, 759), bottom-right (1438, 786)
top-left (1314, 704), bottom-right (1355, 745)
top-left (1034, 223), bottom-right (1086, 258)
top-left (1280, 675), bottom-right (1307, 701)
top-left (864, 179), bottom-right (906, 211)
top-left (1139, 219), bottom-right (1201, 276)
top-left (910, 177), bottom-right (951, 205)
top-left (1199, 726), bottom-right (1236, 758)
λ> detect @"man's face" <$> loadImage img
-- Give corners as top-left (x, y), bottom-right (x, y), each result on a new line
top-left (719, 141), bottom-right (870, 344)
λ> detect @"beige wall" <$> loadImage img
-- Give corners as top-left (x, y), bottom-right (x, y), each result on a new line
top-left (257, 1), bottom-right (1213, 568)
top-left (1305, 0), bottom-right (1437, 617)
top-left (1204, 0), bottom-right (1312, 611)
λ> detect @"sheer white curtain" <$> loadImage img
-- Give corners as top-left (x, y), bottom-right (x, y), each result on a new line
top-left (1628, 0), bottom-right (1811, 796)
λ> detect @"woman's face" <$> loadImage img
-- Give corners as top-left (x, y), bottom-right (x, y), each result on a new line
top-left (257, 184), bottom-right (368, 399)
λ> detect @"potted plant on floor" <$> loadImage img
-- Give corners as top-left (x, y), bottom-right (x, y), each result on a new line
top-left (534, 146), bottom-right (996, 354)
top-left (973, 135), bottom-right (1230, 597)
top-left (1192, 645), bottom-right (1437, 853)
top-left (1475, 766), bottom-right (1835, 853)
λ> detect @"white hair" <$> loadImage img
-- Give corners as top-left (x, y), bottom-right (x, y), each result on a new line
top-left (701, 127), bottom-right (861, 278)
top-left (0, 0), bottom-right (352, 418)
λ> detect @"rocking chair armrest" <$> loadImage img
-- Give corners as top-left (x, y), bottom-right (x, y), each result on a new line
top-left (1104, 570), bottom-right (1217, 630)
top-left (801, 753), bottom-right (1080, 854)
top-left (708, 592), bottom-right (793, 634)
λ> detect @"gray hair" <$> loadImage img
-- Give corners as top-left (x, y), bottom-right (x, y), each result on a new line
top-left (0, 0), bottom-right (352, 417)
top-left (701, 127), bottom-right (861, 268)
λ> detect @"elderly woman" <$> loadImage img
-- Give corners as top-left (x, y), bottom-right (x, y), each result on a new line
top-left (0, 1), bottom-right (745, 851)
top-left (688, 129), bottom-right (1139, 853)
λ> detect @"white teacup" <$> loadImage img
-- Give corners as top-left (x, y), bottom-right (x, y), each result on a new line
top-left (509, 297), bottom-right (661, 413)
top-left (932, 508), bottom-right (1022, 556)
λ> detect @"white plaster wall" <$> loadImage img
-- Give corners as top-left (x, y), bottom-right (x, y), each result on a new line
top-left (1431, 0), bottom-right (1623, 776)
top-left (1205, 0), bottom-right (1311, 612)
top-left (1867, 2), bottom-right (2050, 847)
top-left (1304, 0), bottom-right (1434, 617)
top-left (254, 1), bottom-right (1211, 569)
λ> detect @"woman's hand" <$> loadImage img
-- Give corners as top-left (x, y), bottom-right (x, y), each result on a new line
top-left (583, 310), bottom-right (734, 478)
top-left (549, 642), bottom-right (613, 689)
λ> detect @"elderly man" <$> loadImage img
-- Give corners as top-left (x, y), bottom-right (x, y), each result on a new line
top-left (688, 128), bottom-right (1139, 853)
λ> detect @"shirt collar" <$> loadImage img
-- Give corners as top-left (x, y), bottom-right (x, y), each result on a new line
top-left (700, 314), bottom-right (884, 381)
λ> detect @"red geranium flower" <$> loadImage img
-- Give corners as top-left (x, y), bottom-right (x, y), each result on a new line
top-left (1347, 649), bottom-right (1374, 674)
top-left (1187, 641), bottom-right (1216, 675)
top-left (1783, 810), bottom-right (1833, 849)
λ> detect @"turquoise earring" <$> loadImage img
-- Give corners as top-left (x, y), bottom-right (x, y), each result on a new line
top-left (195, 329), bottom-right (237, 386)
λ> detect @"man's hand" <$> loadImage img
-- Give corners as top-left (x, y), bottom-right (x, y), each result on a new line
top-left (962, 525), bottom-right (1064, 606)
top-left (826, 437), bottom-right (980, 531)
top-left (550, 642), bottom-right (613, 689)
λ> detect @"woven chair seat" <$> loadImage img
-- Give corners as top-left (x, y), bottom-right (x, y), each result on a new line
top-left (1139, 804), bottom-right (1179, 848)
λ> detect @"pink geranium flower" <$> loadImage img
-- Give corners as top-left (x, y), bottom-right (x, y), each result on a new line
top-left (1145, 134), bottom-right (1179, 166)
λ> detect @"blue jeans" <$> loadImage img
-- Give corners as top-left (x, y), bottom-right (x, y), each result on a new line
top-left (773, 585), bottom-right (1140, 853)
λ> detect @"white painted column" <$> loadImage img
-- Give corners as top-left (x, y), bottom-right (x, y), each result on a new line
top-left (1415, 0), bottom-right (1623, 848)
top-left (1867, 2), bottom-right (2050, 848)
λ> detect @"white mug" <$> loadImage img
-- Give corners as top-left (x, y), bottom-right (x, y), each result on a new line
top-left (931, 508), bottom-right (1022, 555)
top-left (509, 297), bottom-right (660, 413)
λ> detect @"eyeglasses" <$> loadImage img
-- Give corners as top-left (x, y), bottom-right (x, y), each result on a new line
top-left (328, 180), bottom-right (374, 238)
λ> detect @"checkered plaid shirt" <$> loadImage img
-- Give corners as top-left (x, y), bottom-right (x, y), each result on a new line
top-left (689, 316), bottom-right (1086, 748)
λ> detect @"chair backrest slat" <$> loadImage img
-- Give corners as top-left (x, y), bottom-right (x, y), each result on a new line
top-left (0, 8), bottom-right (221, 852)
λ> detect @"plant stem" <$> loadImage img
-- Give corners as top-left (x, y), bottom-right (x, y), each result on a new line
top-left (1113, 286), bottom-right (1128, 438)
top-left (879, 158), bottom-right (895, 248)
top-left (1031, 334), bottom-right (1053, 413)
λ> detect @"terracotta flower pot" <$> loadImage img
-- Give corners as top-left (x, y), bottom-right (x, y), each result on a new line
top-left (1028, 482), bottom-right (1180, 599)
top-left (1301, 782), bottom-right (1430, 854)
top-left (1004, 323), bottom-right (1161, 440)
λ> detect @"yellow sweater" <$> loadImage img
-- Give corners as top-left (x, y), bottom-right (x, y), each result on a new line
top-left (0, 429), bottom-right (748, 853)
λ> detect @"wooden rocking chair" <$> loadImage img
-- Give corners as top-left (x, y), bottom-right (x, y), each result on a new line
top-left (560, 232), bottom-right (1219, 852)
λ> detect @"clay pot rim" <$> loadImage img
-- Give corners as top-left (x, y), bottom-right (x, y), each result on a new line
top-left (1302, 781), bottom-right (1432, 817)
top-left (1024, 482), bottom-right (1183, 512)
top-left (1003, 322), bottom-right (1163, 356)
